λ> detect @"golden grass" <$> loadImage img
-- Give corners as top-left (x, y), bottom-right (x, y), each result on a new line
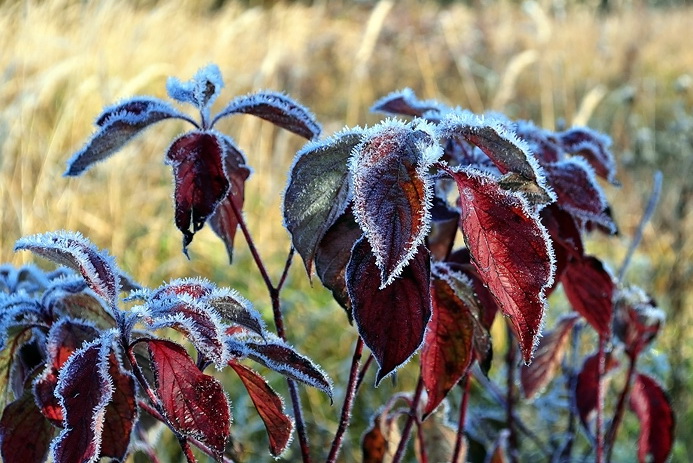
top-left (1, 0), bottom-right (692, 460)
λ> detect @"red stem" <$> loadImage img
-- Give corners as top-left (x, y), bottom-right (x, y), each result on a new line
top-left (392, 376), bottom-right (425, 463)
top-left (605, 352), bottom-right (638, 463)
top-left (179, 438), bottom-right (198, 463)
top-left (228, 199), bottom-right (312, 463)
top-left (326, 338), bottom-right (364, 463)
top-left (355, 353), bottom-right (375, 391)
top-left (596, 335), bottom-right (607, 463)
top-left (505, 323), bottom-right (519, 463)
top-left (416, 417), bottom-right (429, 463)
top-left (452, 375), bottom-right (471, 463)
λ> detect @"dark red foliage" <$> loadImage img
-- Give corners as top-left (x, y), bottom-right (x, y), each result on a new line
top-left (99, 354), bottom-right (137, 460)
top-left (165, 132), bottom-right (230, 254)
top-left (147, 339), bottom-right (230, 459)
top-left (561, 255), bottom-right (615, 337)
top-left (0, 389), bottom-right (55, 463)
top-left (229, 361), bottom-right (293, 456)
top-left (575, 351), bottom-right (618, 431)
top-left (629, 373), bottom-right (675, 463)
top-left (347, 238), bottom-right (431, 384)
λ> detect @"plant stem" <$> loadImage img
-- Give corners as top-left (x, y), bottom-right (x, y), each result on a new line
top-left (452, 375), bottom-right (470, 463)
top-left (392, 375), bottom-right (425, 463)
top-left (180, 437), bottom-right (198, 463)
top-left (355, 353), bottom-right (374, 391)
top-left (505, 323), bottom-right (519, 463)
top-left (227, 199), bottom-right (312, 463)
top-left (416, 417), bottom-right (429, 463)
top-left (326, 337), bottom-right (364, 463)
top-left (595, 335), bottom-right (607, 463)
top-left (605, 353), bottom-right (638, 463)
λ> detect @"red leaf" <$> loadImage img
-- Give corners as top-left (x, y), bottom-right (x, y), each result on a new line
top-left (561, 255), bottom-right (615, 337)
top-left (284, 129), bottom-right (361, 276)
top-left (65, 97), bottom-right (186, 176)
top-left (544, 159), bottom-right (615, 232)
top-left (613, 286), bottom-right (664, 358)
top-left (629, 373), bottom-right (675, 463)
top-left (421, 276), bottom-right (475, 417)
top-left (34, 319), bottom-right (99, 426)
top-left (208, 138), bottom-right (251, 263)
top-left (448, 168), bottom-right (554, 362)
top-left (147, 339), bottom-right (230, 457)
top-left (214, 91), bottom-right (321, 140)
top-left (99, 354), bottom-right (137, 461)
top-left (347, 237), bottom-right (431, 384)
top-left (314, 208), bottom-right (363, 315)
top-left (0, 389), bottom-right (55, 463)
top-left (241, 340), bottom-right (333, 399)
top-left (520, 313), bottom-right (579, 399)
top-left (575, 351), bottom-right (618, 431)
top-left (558, 127), bottom-right (617, 184)
top-left (229, 361), bottom-right (293, 456)
top-left (52, 334), bottom-right (115, 463)
top-left (371, 88), bottom-right (443, 118)
top-left (15, 231), bottom-right (121, 309)
top-left (351, 120), bottom-right (437, 287)
top-left (165, 132), bottom-right (230, 254)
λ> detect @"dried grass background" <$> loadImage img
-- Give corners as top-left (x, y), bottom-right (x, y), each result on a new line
top-left (1, 0), bottom-right (692, 461)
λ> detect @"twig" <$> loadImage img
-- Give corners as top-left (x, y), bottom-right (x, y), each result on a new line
top-left (452, 375), bottom-right (471, 463)
top-left (605, 353), bottom-right (638, 463)
top-left (392, 376), bottom-right (425, 463)
top-left (618, 170), bottom-right (662, 281)
top-left (595, 336), bottom-right (607, 463)
top-left (355, 353), bottom-right (375, 392)
top-left (326, 337), bottom-right (364, 463)
top-left (505, 323), bottom-right (519, 463)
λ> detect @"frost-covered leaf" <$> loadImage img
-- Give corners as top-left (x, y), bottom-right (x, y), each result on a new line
top-left (0, 387), bottom-right (55, 463)
top-left (0, 324), bottom-right (33, 411)
top-left (147, 339), bottom-right (230, 458)
top-left (15, 231), bottom-right (121, 310)
top-left (558, 127), bottom-right (617, 184)
top-left (165, 131), bottom-right (230, 255)
top-left (561, 255), bottom-right (615, 337)
top-left (314, 208), bottom-right (363, 315)
top-left (100, 353), bottom-right (137, 461)
top-left (438, 112), bottom-right (553, 203)
top-left (34, 319), bottom-right (100, 425)
top-left (371, 88), bottom-right (444, 118)
top-left (448, 167), bottom-right (554, 362)
top-left (575, 351), bottom-right (618, 432)
top-left (206, 287), bottom-right (265, 338)
top-left (613, 286), bottom-right (664, 358)
top-left (521, 313), bottom-right (579, 399)
top-left (166, 64), bottom-right (224, 111)
top-left (351, 120), bottom-right (439, 287)
top-left (629, 373), bottom-right (674, 463)
top-left (229, 361), bottom-right (293, 456)
top-left (65, 97), bottom-right (188, 176)
top-left (544, 158), bottom-right (615, 232)
top-left (148, 277), bottom-right (215, 301)
top-left (208, 137), bottom-right (251, 263)
top-left (284, 128), bottom-right (362, 276)
top-left (421, 276), bottom-right (475, 417)
top-left (239, 338), bottom-right (332, 399)
top-left (347, 237), bottom-right (431, 384)
top-left (213, 91), bottom-right (321, 140)
top-left (51, 331), bottom-right (115, 463)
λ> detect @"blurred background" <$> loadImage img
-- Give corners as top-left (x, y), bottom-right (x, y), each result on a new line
top-left (1, 0), bottom-right (691, 461)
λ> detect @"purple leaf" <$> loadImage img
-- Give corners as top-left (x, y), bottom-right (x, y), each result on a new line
top-left (147, 339), bottom-right (231, 458)
top-left (351, 119), bottom-right (440, 288)
top-left (239, 338), bottom-right (333, 399)
top-left (521, 313), bottom-right (579, 399)
top-left (438, 112), bottom-right (553, 203)
top-left (561, 255), bottom-right (615, 337)
top-left (51, 332), bottom-right (115, 463)
top-left (148, 277), bottom-right (215, 301)
top-left (34, 319), bottom-right (100, 426)
top-left (99, 353), bottom-right (137, 461)
top-left (165, 131), bottom-right (230, 255)
top-left (284, 129), bottom-right (362, 276)
top-left (166, 64), bottom-right (224, 111)
top-left (448, 167), bottom-right (555, 362)
top-left (371, 88), bottom-right (444, 118)
top-left (229, 361), bottom-right (293, 456)
top-left (65, 97), bottom-right (188, 176)
top-left (206, 287), bottom-right (266, 338)
top-left (347, 237), bottom-right (431, 384)
top-left (15, 231), bottom-right (121, 310)
top-left (544, 158), bottom-right (616, 232)
top-left (213, 91), bottom-right (321, 140)
top-left (0, 388), bottom-right (55, 463)
top-left (575, 351), bottom-right (618, 432)
top-left (629, 373), bottom-right (675, 463)
top-left (613, 286), bottom-right (664, 358)
top-left (558, 127), bottom-right (617, 184)
top-left (208, 138), bottom-right (251, 263)
top-left (421, 275), bottom-right (476, 417)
